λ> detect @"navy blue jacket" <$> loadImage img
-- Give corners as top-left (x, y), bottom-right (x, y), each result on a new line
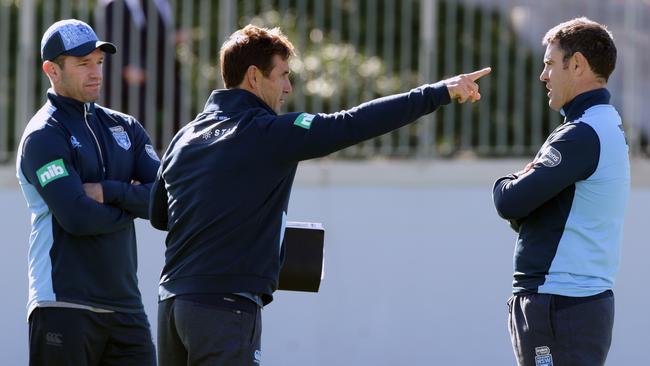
top-left (493, 89), bottom-right (630, 297)
top-left (150, 85), bottom-right (451, 305)
top-left (17, 90), bottom-right (160, 316)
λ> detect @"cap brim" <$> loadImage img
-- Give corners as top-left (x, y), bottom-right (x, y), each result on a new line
top-left (64, 40), bottom-right (117, 58)
top-left (96, 41), bottom-right (117, 54)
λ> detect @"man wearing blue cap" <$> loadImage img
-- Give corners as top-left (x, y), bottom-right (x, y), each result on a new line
top-left (16, 19), bottom-right (159, 365)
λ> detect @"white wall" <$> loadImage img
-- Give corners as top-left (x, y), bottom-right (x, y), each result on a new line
top-left (1, 160), bottom-right (648, 365)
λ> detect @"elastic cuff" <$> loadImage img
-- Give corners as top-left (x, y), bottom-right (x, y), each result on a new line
top-left (100, 180), bottom-right (125, 204)
top-left (431, 81), bottom-right (452, 105)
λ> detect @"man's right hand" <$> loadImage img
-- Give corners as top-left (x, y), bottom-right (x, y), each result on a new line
top-left (444, 67), bottom-right (492, 103)
top-left (514, 161), bottom-right (536, 176)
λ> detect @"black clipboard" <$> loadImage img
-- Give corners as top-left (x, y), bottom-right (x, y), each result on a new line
top-left (278, 221), bottom-right (325, 292)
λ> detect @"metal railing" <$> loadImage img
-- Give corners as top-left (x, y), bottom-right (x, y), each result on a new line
top-left (1, 0), bottom-right (648, 162)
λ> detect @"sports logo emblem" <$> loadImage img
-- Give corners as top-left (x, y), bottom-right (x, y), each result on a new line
top-left (253, 350), bottom-right (261, 364)
top-left (294, 113), bottom-right (315, 130)
top-left (534, 346), bottom-right (553, 366)
top-left (145, 144), bottom-right (160, 161)
top-left (538, 146), bottom-right (561, 168)
top-left (70, 136), bottom-right (82, 149)
top-left (110, 126), bottom-right (131, 150)
top-left (46, 332), bottom-right (63, 347)
top-left (36, 159), bottom-right (69, 187)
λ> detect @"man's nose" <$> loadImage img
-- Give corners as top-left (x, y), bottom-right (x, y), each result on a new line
top-left (91, 64), bottom-right (103, 79)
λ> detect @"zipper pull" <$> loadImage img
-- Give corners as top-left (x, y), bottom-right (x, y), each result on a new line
top-left (83, 103), bottom-right (106, 177)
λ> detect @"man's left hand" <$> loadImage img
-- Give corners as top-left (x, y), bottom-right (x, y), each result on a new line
top-left (83, 182), bottom-right (104, 203)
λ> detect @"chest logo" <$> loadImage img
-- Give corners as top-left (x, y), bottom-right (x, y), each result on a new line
top-left (538, 146), bottom-right (562, 168)
top-left (70, 136), bottom-right (82, 149)
top-left (109, 126), bottom-right (131, 150)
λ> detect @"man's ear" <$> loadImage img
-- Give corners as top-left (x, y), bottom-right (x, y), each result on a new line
top-left (571, 51), bottom-right (590, 77)
top-left (43, 61), bottom-right (60, 83)
top-left (245, 65), bottom-right (259, 90)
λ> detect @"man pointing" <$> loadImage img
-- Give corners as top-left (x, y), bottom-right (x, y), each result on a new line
top-left (150, 24), bottom-right (490, 366)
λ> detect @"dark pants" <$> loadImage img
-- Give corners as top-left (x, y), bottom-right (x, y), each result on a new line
top-left (29, 307), bottom-right (156, 366)
top-left (508, 291), bottom-right (614, 366)
top-left (158, 296), bottom-right (262, 366)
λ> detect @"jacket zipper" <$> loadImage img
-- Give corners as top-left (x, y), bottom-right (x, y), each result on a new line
top-left (84, 103), bottom-right (106, 177)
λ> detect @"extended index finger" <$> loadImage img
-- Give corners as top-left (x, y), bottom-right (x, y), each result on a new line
top-left (467, 67), bottom-right (492, 81)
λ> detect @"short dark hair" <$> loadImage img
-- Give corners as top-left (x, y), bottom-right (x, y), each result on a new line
top-left (543, 17), bottom-right (617, 82)
top-left (51, 55), bottom-right (66, 69)
top-left (220, 25), bottom-right (296, 88)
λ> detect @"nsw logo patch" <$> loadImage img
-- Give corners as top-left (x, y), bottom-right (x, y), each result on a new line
top-left (110, 126), bottom-right (131, 150)
top-left (293, 113), bottom-right (315, 130)
top-left (538, 146), bottom-right (562, 168)
top-left (37, 159), bottom-right (69, 187)
top-left (145, 144), bottom-right (160, 161)
top-left (534, 346), bottom-right (553, 366)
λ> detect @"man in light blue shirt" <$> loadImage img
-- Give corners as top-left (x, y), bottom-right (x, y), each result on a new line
top-left (493, 17), bottom-right (629, 366)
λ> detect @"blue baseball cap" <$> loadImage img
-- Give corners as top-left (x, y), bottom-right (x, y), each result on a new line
top-left (41, 19), bottom-right (116, 61)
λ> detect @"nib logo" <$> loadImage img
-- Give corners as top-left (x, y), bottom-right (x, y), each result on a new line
top-left (36, 159), bottom-right (69, 187)
top-left (293, 113), bottom-right (315, 130)
top-left (46, 332), bottom-right (63, 347)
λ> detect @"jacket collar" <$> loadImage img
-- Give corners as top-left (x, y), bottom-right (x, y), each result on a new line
top-left (202, 88), bottom-right (276, 116)
top-left (47, 89), bottom-right (96, 116)
top-left (560, 88), bottom-right (610, 122)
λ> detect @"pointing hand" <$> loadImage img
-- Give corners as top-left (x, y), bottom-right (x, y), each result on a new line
top-left (443, 67), bottom-right (492, 103)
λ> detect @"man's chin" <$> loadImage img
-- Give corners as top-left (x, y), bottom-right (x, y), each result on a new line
top-left (548, 100), bottom-right (561, 112)
top-left (84, 93), bottom-right (100, 103)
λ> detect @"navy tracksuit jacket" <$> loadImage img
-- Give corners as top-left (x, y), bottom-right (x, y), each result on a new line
top-left (17, 90), bottom-right (160, 316)
top-left (150, 85), bottom-right (451, 305)
top-left (493, 88), bottom-right (630, 297)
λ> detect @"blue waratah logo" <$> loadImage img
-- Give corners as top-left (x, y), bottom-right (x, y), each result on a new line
top-left (110, 126), bottom-right (131, 150)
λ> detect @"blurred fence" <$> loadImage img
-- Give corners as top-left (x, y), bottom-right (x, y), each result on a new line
top-left (1, 0), bottom-right (648, 162)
